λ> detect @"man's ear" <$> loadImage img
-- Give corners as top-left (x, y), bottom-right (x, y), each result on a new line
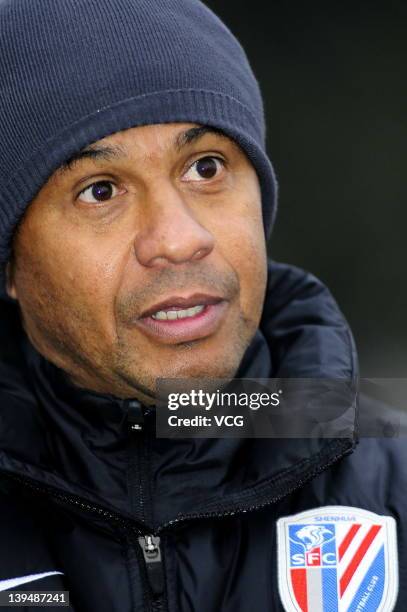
top-left (5, 261), bottom-right (17, 300)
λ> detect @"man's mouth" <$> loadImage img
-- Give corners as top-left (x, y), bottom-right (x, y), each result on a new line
top-left (134, 293), bottom-right (229, 344)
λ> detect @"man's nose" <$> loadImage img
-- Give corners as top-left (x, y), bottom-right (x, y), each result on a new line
top-left (133, 183), bottom-right (215, 267)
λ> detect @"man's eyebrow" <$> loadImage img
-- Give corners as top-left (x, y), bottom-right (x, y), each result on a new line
top-left (58, 125), bottom-right (229, 175)
top-left (58, 144), bottom-right (126, 174)
top-left (174, 125), bottom-right (229, 151)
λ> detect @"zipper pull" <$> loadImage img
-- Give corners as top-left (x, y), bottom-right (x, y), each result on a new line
top-left (138, 534), bottom-right (164, 596)
top-left (127, 399), bottom-right (144, 432)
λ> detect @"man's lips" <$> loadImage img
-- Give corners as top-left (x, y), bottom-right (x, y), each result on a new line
top-left (134, 293), bottom-right (228, 344)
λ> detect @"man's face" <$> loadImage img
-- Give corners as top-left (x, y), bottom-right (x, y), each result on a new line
top-left (7, 123), bottom-right (267, 400)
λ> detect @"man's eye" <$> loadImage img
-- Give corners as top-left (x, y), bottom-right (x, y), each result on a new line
top-left (183, 156), bottom-right (224, 181)
top-left (78, 181), bottom-right (122, 203)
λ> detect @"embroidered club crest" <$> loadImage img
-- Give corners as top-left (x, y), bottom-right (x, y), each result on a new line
top-left (277, 506), bottom-right (398, 611)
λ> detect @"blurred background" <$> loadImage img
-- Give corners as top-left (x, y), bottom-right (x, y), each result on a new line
top-left (204, 0), bottom-right (406, 377)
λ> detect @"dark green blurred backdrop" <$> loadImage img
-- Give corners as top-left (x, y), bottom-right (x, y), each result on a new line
top-left (204, 0), bottom-right (406, 376)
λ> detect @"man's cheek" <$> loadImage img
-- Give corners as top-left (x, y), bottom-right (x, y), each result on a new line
top-left (236, 244), bottom-right (267, 317)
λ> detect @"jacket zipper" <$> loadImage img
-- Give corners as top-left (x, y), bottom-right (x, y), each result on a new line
top-left (138, 535), bottom-right (165, 611)
top-left (126, 400), bottom-right (166, 612)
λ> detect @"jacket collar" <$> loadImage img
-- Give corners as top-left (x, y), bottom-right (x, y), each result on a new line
top-left (0, 260), bottom-right (358, 530)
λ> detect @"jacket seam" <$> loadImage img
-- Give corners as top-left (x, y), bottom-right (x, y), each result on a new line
top-left (194, 438), bottom-right (352, 513)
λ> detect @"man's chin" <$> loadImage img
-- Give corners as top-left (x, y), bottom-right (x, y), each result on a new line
top-left (177, 347), bottom-right (242, 373)
top-left (117, 358), bottom-right (239, 397)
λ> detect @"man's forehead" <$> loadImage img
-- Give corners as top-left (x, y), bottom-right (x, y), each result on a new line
top-left (57, 124), bottom-right (232, 175)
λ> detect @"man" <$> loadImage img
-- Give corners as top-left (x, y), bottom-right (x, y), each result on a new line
top-left (0, 0), bottom-right (404, 611)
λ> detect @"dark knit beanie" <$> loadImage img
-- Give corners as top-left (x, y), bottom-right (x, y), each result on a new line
top-left (0, 0), bottom-right (277, 293)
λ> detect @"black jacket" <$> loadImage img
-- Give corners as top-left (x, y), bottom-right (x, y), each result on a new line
top-left (0, 260), bottom-right (404, 611)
